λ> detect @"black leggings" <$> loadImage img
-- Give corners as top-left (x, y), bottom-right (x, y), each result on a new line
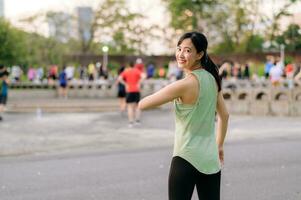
top-left (168, 156), bottom-right (221, 200)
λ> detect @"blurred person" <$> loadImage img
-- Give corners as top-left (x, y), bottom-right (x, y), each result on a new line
top-left (88, 62), bottom-right (96, 81)
top-left (79, 65), bottom-right (86, 80)
top-left (65, 65), bottom-right (75, 82)
top-left (264, 56), bottom-right (274, 79)
top-left (219, 62), bottom-right (233, 83)
top-left (269, 61), bottom-right (283, 87)
top-left (218, 62), bottom-right (230, 80)
top-left (116, 65), bottom-right (127, 115)
top-left (146, 63), bottom-right (155, 79)
top-left (232, 62), bottom-right (242, 80)
top-left (243, 63), bottom-right (250, 80)
top-left (167, 60), bottom-right (178, 81)
top-left (58, 66), bottom-right (68, 99)
top-left (134, 58), bottom-right (145, 73)
top-left (0, 65), bottom-right (10, 121)
top-left (36, 66), bottom-right (44, 83)
top-left (176, 67), bottom-right (184, 80)
top-left (118, 61), bottom-right (143, 127)
top-left (48, 65), bottom-right (58, 84)
top-left (27, 67), bottom-right (36, 82)
top-left (98, 62), bottom-right (108, 80)
top-left (285, 63), bottom-right (294, 89)
top-left (158, 66), bottom-right (166, 79)
top-left (138, 32), bottom-right (229, 200)
top-left (11, 65), bottom-right (22, 83)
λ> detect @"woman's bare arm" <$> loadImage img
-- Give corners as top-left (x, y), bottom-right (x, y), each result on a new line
top-left (138, 78), bottom-right (191, 110)
top-left (216, 91), bottom-right (230, 165)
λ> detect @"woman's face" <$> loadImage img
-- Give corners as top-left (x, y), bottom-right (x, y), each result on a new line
top-left (176, 38), bottom-right (203, 70)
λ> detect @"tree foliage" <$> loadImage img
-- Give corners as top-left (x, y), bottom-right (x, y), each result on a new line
top-left (89, 0), bottom-right (160, 55)
top-left (276, 24), bottom-right (301, 51)
top-left (164, 0), bottom-right (301, 54)
top-left (0, 18), bottom-right (27, 65)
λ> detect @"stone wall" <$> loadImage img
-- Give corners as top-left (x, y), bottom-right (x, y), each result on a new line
top-left (8, 80), bottom-right (301, 116)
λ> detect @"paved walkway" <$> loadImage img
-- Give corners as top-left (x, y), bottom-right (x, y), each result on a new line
top-left (1, 108), bottom-right (300, 157)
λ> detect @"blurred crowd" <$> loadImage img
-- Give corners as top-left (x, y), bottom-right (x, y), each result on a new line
top-left (1, 56), bottom-right (301, 89)
top-left (219, 56), bottom-right (301, 88)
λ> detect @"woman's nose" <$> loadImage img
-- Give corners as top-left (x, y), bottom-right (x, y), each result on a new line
top-left (178, 50), bottom-right (184, 58)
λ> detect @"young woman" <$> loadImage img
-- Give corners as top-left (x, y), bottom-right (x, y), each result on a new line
top-left (138, 32), bottom-right (229, 200)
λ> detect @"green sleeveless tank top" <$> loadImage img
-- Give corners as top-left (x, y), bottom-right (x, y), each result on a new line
top-left (173, 69), bottom-right (220, 174)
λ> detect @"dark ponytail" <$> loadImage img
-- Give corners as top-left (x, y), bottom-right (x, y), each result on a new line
top-left (201, 52), bottom-right (221, 91)
top-left (178, 32), bottom-right (221, 92)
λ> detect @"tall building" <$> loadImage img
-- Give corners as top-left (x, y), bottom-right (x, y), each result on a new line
top-left (47, 11), bottom-right (73, 43)
top-left (0, 0), bottom-right (4, 18)
top-left (77, 6), bottom-right (93, 42)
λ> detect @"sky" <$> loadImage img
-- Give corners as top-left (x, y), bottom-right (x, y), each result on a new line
top-left (3, 0), bottom-right (169, 55)
top-left (4, 0), bottom-right (301, 19)
top-left (4, 0), bottom-right (166, 23)
top-left (2, 0), bottom-right (301, 54)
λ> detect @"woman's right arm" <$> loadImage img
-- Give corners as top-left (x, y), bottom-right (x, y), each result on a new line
top-left (138, 79), bottom-right (189, 110)
top-left (216, 91), bottom-right (230, 165)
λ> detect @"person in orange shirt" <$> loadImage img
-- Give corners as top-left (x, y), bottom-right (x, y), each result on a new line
top-left (118, 61), bottom-right (144, 127)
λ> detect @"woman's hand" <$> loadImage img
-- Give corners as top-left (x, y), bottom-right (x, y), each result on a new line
top-left (218, 146), bottom-right (224, 166)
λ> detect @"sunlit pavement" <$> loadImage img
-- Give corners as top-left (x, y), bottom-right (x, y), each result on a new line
top-left (0, 108), bottom-right (300, 156)
top-left (0, 109), bottom-right (301, 199)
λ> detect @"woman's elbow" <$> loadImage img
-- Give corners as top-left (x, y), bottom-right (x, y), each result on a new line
top-left (138, 100), bottom-right (146, 110)
top-left (219, 111), bottom-right (230, 122)
top-left (223, 112), bottom-right (230, 121)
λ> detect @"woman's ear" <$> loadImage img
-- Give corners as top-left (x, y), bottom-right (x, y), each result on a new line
top-left (197, 51), bottom-right (204, 60)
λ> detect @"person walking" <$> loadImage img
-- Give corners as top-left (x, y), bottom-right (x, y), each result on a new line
top-left (138, 32), bottom-right (229, 200)
top-left (118, 61), bottom-right (143, 127)
top-left (0, 65), bottom-right (10, 121)
top-left (58, 66), bottom-right (68, 99)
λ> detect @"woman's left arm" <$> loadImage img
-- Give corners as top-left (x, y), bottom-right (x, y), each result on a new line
top-left (138, 79), bottom-right (188, 110)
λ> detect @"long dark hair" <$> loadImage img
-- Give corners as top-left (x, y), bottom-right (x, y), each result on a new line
top-left (177, 32), bottom-right (221, 92)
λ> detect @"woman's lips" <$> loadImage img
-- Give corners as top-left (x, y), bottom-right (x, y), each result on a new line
top-left (177, 60), bottom-right (186, 64)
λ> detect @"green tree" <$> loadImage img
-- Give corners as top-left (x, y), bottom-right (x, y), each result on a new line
top-left (163, 0), bottom-right (261, 53)
top-left (86, 0), bottom-right (159, 55)
top-left (0, 18), bottom-right (27, 65)
top-left (163, 0), bottom-right (300, 54)
top-left (162, 0), bottom-right (218, 32)
top-left (275, 24), bottom-right (301, 51)
top-left (266, 0), bottom-right (299, 42)
top-left (18, 12), bottom-right (76, 66)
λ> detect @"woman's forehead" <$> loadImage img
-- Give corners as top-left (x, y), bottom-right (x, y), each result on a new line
top-left (179, 38), bottom-right (194, 47)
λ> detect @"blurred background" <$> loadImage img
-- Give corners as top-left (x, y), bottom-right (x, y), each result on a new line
top-left (0, 0), bottom-right (301, 78)
top-left (1, 1), bottom-right (301, 200)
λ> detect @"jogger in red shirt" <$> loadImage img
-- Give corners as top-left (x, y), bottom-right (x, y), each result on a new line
top-left (118, 61), bottom-right (144, 127)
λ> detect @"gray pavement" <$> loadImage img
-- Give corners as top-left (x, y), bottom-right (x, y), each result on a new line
top-left (0, 107), bottom-right (301, 157)
top-left (0, 109), bottom-right (301, 199)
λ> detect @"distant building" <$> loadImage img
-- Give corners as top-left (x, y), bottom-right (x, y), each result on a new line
top-left (0, 0), bottom-right (4, 18)
top-left (77, 6), bottom-right (93, 42)
top-left (47, 11), bottom-right (73, 43)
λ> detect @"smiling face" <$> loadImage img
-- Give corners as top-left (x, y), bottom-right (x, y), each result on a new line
top-left (175, 38), bottom-right (203, 71)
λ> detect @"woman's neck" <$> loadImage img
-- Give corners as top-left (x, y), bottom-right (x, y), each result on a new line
top-left (184, 64), bottom-right (202, 73)
top-left (184, 65), bottom-right (203, 75)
